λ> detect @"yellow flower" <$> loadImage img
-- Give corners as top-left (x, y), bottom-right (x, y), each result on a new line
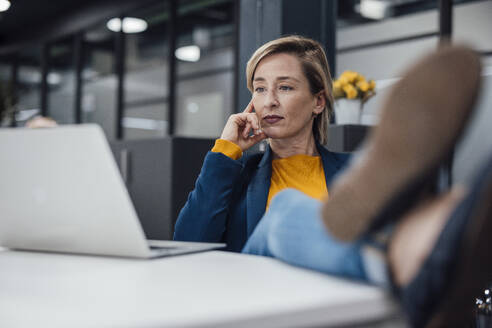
top-left (369, 80), bottom-right (376, 90)
top-left (333, 86), bottom-right (344, 99)
top-left (333, 80), bottom-right (344, 99)
top-left (334, 70), bottom-right (375, 101)
top-left (342, 71), bottom-right (358, 83)
top-left (338, 76), bottom-right (349, 86)
top-left (356, 74), bottom-right (366, 83)
top-left (343, 84), bottom-right (357, 99)
top-left (357, 80), bottom-right (370, 92)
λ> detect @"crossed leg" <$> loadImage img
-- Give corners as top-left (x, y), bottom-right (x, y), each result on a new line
top-left (242, 189), bottom-right (366, 280)
top-left (242, 186), bottom-right (463, 286)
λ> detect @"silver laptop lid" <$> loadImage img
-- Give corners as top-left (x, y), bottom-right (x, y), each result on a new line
top-left (0, 124), bottom-right (151, 258)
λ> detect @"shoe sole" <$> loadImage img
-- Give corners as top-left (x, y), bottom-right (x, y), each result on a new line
top-left (322, 45), bottom-right (482, 241)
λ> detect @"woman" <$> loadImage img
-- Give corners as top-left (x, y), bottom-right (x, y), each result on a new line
top-left (173, 35), bottom-right (350, 251)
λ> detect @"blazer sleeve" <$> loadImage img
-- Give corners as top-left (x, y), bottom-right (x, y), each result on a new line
top-left (173, 151), bottom-right (244, 242)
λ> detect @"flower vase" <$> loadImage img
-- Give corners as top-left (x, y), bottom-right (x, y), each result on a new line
top-left (335, 99), bottom-right (362, 125)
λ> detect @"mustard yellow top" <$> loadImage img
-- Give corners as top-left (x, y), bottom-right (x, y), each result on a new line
top-left (211, 139), bottom-right (328, 209)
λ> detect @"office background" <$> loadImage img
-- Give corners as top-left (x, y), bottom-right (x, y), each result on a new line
top-left (0, 0), bottom-right (491, 239)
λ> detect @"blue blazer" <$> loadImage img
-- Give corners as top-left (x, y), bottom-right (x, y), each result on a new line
top-left (173, 143), bottom-right (351, 252)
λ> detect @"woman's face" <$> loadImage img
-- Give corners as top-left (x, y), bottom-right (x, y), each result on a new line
top-left (251, 53), bottom-right (324, 141)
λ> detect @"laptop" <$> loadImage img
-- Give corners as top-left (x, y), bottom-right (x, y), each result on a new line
top-left (0, 124), bottom-right (225, 258)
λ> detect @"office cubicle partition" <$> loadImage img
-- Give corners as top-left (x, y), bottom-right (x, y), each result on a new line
top-left (110, 136), bottom-right (214, 240)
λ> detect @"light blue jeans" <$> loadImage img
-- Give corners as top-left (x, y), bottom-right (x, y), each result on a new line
top-left (242, 189), bottom-right (387, 283)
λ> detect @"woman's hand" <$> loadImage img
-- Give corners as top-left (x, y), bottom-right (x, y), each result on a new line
top-left (220, 100), bottom-right (267, 151)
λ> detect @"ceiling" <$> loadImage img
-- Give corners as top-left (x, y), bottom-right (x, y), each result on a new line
top-left (0, 0), bottom-right (101, 44)
top-left (0, 0), bottom-right (146, 53)
top-left (0, 0), bottom-right (483, 54)
top-left (0, 0), bottom-right (233, 55)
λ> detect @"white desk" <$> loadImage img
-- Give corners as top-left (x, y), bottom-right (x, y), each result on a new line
top-left (0, 250), bottom-right (403, 327)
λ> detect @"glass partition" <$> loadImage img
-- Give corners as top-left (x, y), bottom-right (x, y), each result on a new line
top-left (47, 37), bottom-right (76, 124)
top-left (175, 0), bottom-right (235, 138)
top-left (16, 47), bottom-right (43, 126)
top-left (123, 1), bottom-right (171, 140)
top-left (82, 22), bottom-right (118, 140)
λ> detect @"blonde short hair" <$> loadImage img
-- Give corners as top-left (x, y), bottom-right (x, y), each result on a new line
top-left (246, 35), bottom-right (333, 145)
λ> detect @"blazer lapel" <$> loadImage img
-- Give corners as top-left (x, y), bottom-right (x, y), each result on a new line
top-left (318, 142), bottom-right (344, 187)
top-left (246, 146), bottom-right (272, 236)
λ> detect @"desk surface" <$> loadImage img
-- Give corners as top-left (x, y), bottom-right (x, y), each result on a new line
top-left (0, 249), bottom-right (401, 328)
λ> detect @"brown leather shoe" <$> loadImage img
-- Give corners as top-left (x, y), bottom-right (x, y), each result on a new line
top-left (322, 45), bottom-right (482, 241)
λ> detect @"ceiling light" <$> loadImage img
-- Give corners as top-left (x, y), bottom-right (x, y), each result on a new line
top-left (0, 0), bottom-right (11, 12)
top-left (187, 102), bottom-right (199, 113)
top-left (107, 17), bottom-right (148, 33)
top-left (175, 45), bottom-right (201, 62)
top-left (359, 0), bottom-right (392, 20)
top-left (47, 73), bottom-right (61, 85)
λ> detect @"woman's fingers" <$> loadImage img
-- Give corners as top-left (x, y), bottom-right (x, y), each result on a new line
top-left (243, 99), bottom-right (255, 113)
top-left (245, 112), bottom-right (260, 132)
top-left (220, 107), bottom-right (264, 152)
top-left (236, 112), bottom-right (260, 137)
top-left (246, 130), bottom-right (267, 146)
top-left (243, 122), bottom-right (252, 138)
top-left (239, 130), bottom-right (266, 151)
